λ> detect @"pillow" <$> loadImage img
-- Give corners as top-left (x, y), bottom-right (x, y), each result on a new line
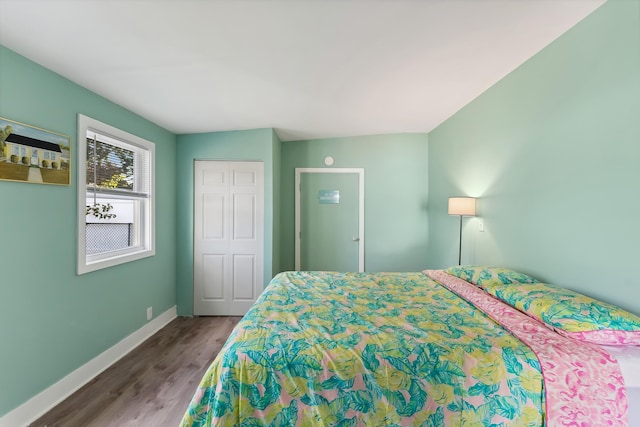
top-left (483, 281), bottom-right (640, 346)
top-left (445, 266), bottom-right (539, 288)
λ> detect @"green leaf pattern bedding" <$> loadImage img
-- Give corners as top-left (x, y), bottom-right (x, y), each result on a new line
top-left (180, 271), bottom-right (545, 426)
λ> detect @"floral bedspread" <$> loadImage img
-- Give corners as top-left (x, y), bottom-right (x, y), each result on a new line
top-left (180, 271), bottom-right (547, 426)
top-left (425, 270), bottom-right (627, 426)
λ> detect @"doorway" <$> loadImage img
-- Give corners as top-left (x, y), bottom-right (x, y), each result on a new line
top-left (295, 168), bottom-right (364, 272)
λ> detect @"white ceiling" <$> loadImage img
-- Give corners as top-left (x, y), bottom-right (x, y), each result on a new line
top-left (0, 0), bottom-right (605, 141)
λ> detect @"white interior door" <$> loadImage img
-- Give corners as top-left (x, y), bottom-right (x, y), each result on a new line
top-left (194, 160), bottom-right (264, 315)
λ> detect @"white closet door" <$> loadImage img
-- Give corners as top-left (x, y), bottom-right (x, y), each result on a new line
top-left (194, 161), bottom-right (264, 315)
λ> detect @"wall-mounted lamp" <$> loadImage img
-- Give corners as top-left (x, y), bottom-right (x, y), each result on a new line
top-left (448, 197), bottom-right (477, 265)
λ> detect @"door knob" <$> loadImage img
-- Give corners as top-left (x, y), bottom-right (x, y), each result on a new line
top-left (352, 237), bottom-right (360, 241)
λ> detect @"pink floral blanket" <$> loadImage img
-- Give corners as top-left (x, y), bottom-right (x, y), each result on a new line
top-left (425, 270), bottom-right (627, 426)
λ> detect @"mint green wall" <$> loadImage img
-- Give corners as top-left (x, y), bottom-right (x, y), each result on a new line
top-left (0, 46), bottom-right (177, 415)
top-left (281, 134), bottom-right (429, 272)
top-left (427, 1), bottom-right (640, 313)
top-left (175, 129), bottom-right (277, 316)
top-left (272, 130), bottom-right (282, 276)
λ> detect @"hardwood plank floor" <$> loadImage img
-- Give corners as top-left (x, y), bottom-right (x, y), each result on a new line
top-left (30, 316), bottom-right (241, 427)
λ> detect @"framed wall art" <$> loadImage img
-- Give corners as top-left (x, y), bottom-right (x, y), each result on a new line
top-left (0, 117), bottom-right (71, 185)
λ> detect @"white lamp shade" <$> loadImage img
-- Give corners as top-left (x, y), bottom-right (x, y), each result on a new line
top-left (448, 197), bottom-right (476, 216)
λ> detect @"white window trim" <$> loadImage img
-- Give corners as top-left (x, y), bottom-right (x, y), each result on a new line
top-left (77, 114), bottom-right (155, 274)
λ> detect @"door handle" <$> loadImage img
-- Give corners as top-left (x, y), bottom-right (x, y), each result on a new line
top-left (352, 237), bottom-right (360, 242)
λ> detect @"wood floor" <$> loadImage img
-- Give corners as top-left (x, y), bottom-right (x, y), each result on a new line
top-left (30, 316), bottom-right (241, 427)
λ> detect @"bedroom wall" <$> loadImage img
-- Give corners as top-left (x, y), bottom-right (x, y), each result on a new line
top-left (0, 46), bottom-right (177, 416)
top-left (280, 133), bottom-right (429, 272)
top-left (426, 0), bottom-right (640, 313)
top-left (175, 129), bottom-right (278, 316)
top-left (272, 129), bottom-right (283, 276)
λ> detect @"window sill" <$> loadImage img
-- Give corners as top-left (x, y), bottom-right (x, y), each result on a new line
top-left (78, 247), bottom-right (155, 275)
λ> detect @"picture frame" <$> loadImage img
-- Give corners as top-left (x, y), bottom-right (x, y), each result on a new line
top-left (0, 117), bottom-right (71, 185)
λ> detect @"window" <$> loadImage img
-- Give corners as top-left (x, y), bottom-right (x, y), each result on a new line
top-left (77, 114), bottom-right (155, 274)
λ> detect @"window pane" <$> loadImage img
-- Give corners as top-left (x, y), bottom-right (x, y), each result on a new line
top-left (86, 136), bottom-right (135, 190)
top-left (86, 223), bottom-right (133, 254)
top-left (85, 196), bottom-right (138, 255)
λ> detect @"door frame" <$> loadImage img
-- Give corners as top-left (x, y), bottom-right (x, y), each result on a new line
top-left (295, 168), bottom-right (365, 272)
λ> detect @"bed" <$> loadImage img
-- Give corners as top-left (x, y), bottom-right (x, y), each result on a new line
top-left (180, 268), bottom-right (638, 426)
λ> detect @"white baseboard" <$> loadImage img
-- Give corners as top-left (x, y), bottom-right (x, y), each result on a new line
top-left (0, 306), bottom-right (177, 427)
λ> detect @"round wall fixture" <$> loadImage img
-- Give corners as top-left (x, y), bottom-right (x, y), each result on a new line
top-left (324, 156), bottom-right (334, 166)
